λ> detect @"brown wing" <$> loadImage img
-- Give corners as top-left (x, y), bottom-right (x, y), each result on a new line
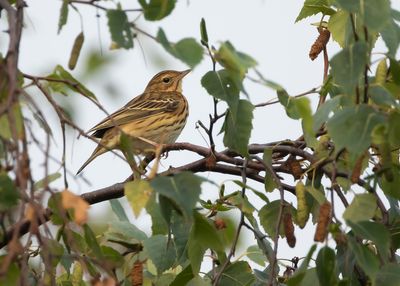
top-left (88, 92), bottom-right (182, 138)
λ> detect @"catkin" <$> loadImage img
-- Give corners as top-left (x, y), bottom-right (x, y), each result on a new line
top-left (309, 27), bottom-right (330, 61)
top-left (68, 32), bottom-right (84, 70)
top-left (131, 261), bottom-right (143, 286)
top-left (296, 182), bottom-right (309, 229)
top-left (283, 212), bottom-right (296, 248)
top-left (314, 202), bottom-right (332, 242)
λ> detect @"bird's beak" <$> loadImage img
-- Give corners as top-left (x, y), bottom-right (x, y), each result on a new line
top-left (178, 69), bottom-right (191, 79)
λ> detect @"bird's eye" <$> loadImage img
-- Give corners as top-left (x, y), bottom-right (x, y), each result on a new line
top-left (162, 77), bottom-right (170, 83)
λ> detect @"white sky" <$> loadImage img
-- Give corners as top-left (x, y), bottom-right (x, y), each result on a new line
top-left (2, 0), bottom-right (400, 274)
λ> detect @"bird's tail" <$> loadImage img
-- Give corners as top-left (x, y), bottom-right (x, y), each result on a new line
top-left (76, 146), bottom-right (107, 175)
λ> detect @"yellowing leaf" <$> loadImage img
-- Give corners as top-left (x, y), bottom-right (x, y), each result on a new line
top-left (25, 204), bottom-right (36, 222)
top-left (61, 190), bottom-right (89, 225)
top-left (125, 180), bottom-right (153, 218)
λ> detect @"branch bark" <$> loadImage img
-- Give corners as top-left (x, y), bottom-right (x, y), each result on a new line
top-left (0, 141), bottom-right (305, 249)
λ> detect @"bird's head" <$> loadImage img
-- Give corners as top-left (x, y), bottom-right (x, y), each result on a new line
top-left (144, 69), bottom-right (191, 93)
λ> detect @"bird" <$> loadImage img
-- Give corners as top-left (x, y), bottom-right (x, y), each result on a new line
top-left (76, 69), bottom-right (190, 175)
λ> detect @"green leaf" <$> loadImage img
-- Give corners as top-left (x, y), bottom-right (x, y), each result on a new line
top-left (277, 89), bottom-right (305, 119)
top-left (298, 268), bottom-right (319, 286)
top-left (342, 193), bottom-right (377, 223)
top-left (375, 264), bottom-right (400, 286)
top-left (381, 175), bottom-right (400, 200)
top-left (143, 235), bottom-right (177, 274)
top-left (49, 65), bottom-right (97, 100)
top-left (328, 10), bottom-right (350, 47)
top-left (227, 193), bottom-right (255, 214)
top-left (263, 147), bottom-right (277, 192)
top-left (138, 0), bottom-right (176, 21)
top-left (259, 200), bottom-right (295, 238)
top-left (246, 245), bottom-right (266, 267)
top-left (316, 246), bottom-right (337, 286)
top-left (0, 172), bottom-right (19, 211)
top-left (146, 192), bottom-right (169, 235)
top-left (150, 172), bottom-right (203, 220)
top-left (232, 180), bottom-right (270, 203)
top-left (388, 111), bottom-right (400, 147)
top-left (297, 97), bottom-right (316, 147)
top-left (156, 28), bottom-right (203, 68)
top-left (58, 0), bottom-right (69, 34)
top-left (330, 41), bottom-right (368, 93)
top-left (200, 18), bottom-right (209, 46)
top-left (277, 90), bottom-right (316, 146)
top-left (287, 244), bottom-right (317, 285)
top-left (0, 103), bottom-right (25, 140)
top-left (381, 20), bottom-right (400, 57)
top-left (217, 261), bottom-right (255, 286)
top-left (187, 234), bottom-right (206, 275)
top-left (174, 38), bottom-right (204, 68)
top-left (327, 104), bottom-right (385, 156)
top-left (109, 199), bottom-right (129, 222)
top-left (347, 220), bottom-right (390, 261)
top-left (106, 9), bottom-right (133, 49)
top-left (0, 258), bottom-right (19, 285)
top-left (362, 0), bottom-right (391, 32)
top-left (215, 41), bottom-right (257, 78)
top-left (313, 96), bottom-right (341, 132)
top-left (192, 211), bottom-right (223, 252)
top-left (47, 193), bottom-right (64, 225)
top-left (335, 0), bottom-right (359, 12)
top-left (171, 213), bottom-right (191, 263)
top-left (348, 238), bottom-right (379, 280)
top-left (34, 172), bottom-right (61, 190)
top-left (201, 69), bottom-right (240, 109)
top-left (305, 185), bottom-right (326, 205)
top-left (187, 276), bottom-right (211, 286)
top-left (369, 85), bottom-right (397, 108)
top-left (157, 28), bottom-right (174, 54)
top-left (223, 100), bottom-right (254, 157)
top-left (170, 265), bottom-right (194, 286)
top-left (105, 221), bottom-right (148, 243)
top-left (125, 180), bottom-right (152, 218)
top-left (83, 224), bottom-right (103, 259)
top-left (101, 246), bottom-right (124, 267)
top-left (42, 238), bottom-right (65, 267)
top-left (295, 0), bottom-right (336, 22)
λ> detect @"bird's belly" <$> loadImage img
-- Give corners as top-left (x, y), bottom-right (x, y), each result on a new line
top-left (120, 117), bottom-right (187, 152)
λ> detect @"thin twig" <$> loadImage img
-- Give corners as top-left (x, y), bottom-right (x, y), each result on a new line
top-left (212, 160), bottom-right (248, 285)
top-left (253, 155), bottom-right (286, 285)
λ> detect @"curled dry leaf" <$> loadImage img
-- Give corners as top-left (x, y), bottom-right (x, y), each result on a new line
top-left (61, 189), bottom-right (90, 225)
top-left (24, 203), bottom-right (36, 222)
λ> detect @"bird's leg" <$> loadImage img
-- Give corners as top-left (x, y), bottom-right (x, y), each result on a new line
top-left (139, 153), bottom-right (155, 173)
top-left (147, 145), bottom-right (163, 179)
